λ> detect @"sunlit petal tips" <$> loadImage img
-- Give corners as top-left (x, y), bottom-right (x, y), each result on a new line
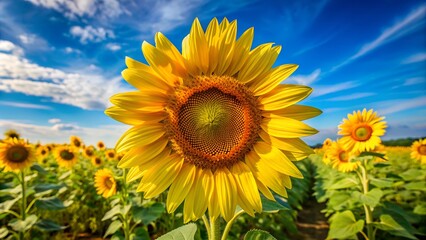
top-left (105, 18), bottom-right (320, 222)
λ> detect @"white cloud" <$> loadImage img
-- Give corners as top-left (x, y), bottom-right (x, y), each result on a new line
top-left (326, 92), bottom-right (375, 101)
top-left (402, 52), bottom-right (426, 64)
top-left (286, 69), bottom-right (321, 85)
top-left (70, 25), bottom-right (115, 44)
top-left (25, 0), bottom-right (125, 19)
top-left (0, 46), bottom-right (130, 110)
top-left (403, 77), bottom-right (425, 86)
top-left (0, 119), bottom-right (128, 148)
top-left (48, 118), bottom-right (61, 124)
top-left (332, 4), bottom-right (426, 71)
top-left (0, 100), bottom-right (52, 110)
top-left (311, 81), bottom-right (359, 98)
top-left (0, 40), bottom-right (24, 56)
top-left (106, 43), bottom-right (121, 51)
top-left (19, 34), bottom-right (36, 44)
top-left (377, 96), bottom-right (426, 115)
top-left (64, 47), bottom-right (82, 54)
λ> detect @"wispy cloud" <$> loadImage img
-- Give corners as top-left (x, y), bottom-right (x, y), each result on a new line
top-left (326, 92), bottom-right (375, 101)
top-left (0, 40), bottom-right (24, 56)
top-left (0, 100), bottom-right (52, 110)
top-left (332, 4), bottom-right (426, 71)
top-left (286, 69), bottom-right (321, 85)
top-left (0, 40), bottom-right (130, 110)
top-left (48, 118), bottom-right (61, 124)
top-left (70, 25), bottom-right (115, 44)
top-left (311, 81), bottom-right (359, 97)
top-left (376, 96), bottom-right (426, 115)
top-left (105, 43), bottom-right (121, 51)
top-left (402, 52), bottom-right (426, 64)
top-left (292, 34), bottom-right (335, 56)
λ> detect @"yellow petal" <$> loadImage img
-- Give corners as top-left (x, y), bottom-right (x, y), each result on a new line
top-left (253, 141), bottom-right (303, 178)
top-left (105, 106), bottom-right (166, 125)
top-left (109, 91), bottom-right (166, 113)
top-left (138, 154), bottom-right (184, 198)
top-left (186, 18), bottom-right (209, 74)
top-left (261, 116), bottom-right (318, 138)
top-left (214, 20), bottom-right (237, 75)
top-left (258, 84), bottom-right (311, 110)
top-left (231, 162), bottom-right (262, 214)
top-left (154, 32), bottom-right (187, 78)
top-left (166, 163), bottom-right (196, 213)
top-left (237, 43), bottom-right (279, 84)
top-left (262, 105), bottom-right (322, 121)
top-left (122, 68), bottom-right (171, 94)
top-left (183, 168), bottom-right (211, 222)
top-left (250, 65), bottom-right (299, 96)
top-left (215, 168), bottom-right (237, 221)
top-left (227, 27), bottom-right (253, 76)
top-left (206, 17), bottom-right (220, 74)
top-left (127, 166), bottom-right (144, 183)
top-left (208, 181), bottom-right (220, 220)
top-left (138, 148), bottom-right (171, 174)
top-left (258, 130), bottom-right (314, 155)
top-left (115, 123), bottom-right (164, 153)
top-left (142, 41), bottom-right (182, 85)
top-left (118, 136), bottom-right (168, 168)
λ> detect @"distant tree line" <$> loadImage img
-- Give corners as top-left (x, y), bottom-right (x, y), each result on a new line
top-left (311, 137), bottom-right (425, 149)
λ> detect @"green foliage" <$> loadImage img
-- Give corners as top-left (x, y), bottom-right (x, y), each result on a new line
top-left (157, 223), bottom-right (197, 240)
top-left (244, 229), bottom-right (277, 240)
top-left (327, 210), bottom-right (364, 239)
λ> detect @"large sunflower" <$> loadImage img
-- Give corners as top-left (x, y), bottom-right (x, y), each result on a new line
top-left (54, 146), bottom-right (78, 168)
top-left (106, 18), bottom-right (320, 222)
top-left (0, 138), bottom-right (35, 171)
top-left (94, 169), bottom-right (117, 198)
top-left (338, 109), bottom-right (386, 153)
top-left (328, 139), bottom-right (359, 172)
top-left (411, 139), bottom-right (426, 164)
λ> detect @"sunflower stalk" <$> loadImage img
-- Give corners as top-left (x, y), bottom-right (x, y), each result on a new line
top-left (210, 216), bottom-right (221, 240)
top-left (19, 170), bottom-right (27, 240)
top-left (221, 210), bottom-right (245, 240)
top-left (357, 160), bottom-right (375, 240)
top-left (120, 168), bottom-right (131, 240)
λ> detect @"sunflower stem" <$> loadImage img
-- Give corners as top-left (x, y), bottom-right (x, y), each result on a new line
top-left (358, 161), bottom-right (374, 240)
top-left (121, 169), bottom-right (131, 240)
top-left (210, 216), bottom-right (221, 240)
top-left (202, 215), bottom-right (211, 240)
top-left (221, 210), bottom-right (244, 240)
top-left (19, 170), bottom-right (27, 240)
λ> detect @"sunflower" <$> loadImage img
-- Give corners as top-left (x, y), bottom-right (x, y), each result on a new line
top-left (37, 145), bottom-right (50, 161)
top-left (97, 141), bottom-right (106, 150)
top-left (106, 18), bottom-right (320, 222)
top-left (328, 139), bottom-right (359, 172)
top-left (411, 139), bottom-right (426, 164)
top-left (322, 150), bottom-right (331, 165)
top-left (322, 138), bottom-right (332, 150)
top-left (84, 145), bottom-right (96, 158)
top-left (70, 136), bottom-right (83, 149)
top-left (0, 138), bottom-right (35, 171)
top-left (94, 169), bottom-right (117, 198)
top-left (4, 129), bottom-right (20, 140)
top-left (54, 146), bottom-right (78, 168)
top-left (105, 149), bottom-right (116, 160)
top-left (91, 156), bottom-right (103, 167)
top-left (338, 109), bottom-right (386, 153)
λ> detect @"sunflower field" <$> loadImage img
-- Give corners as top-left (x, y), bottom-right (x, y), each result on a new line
top-left (1, 17), bottom-right (426, 240)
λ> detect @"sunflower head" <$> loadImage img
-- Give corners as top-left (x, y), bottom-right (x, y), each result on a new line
top-left (328, 139), bottom-right (359, 172)
top-left (411, 139), bottom-right (426, 164)
top-left (105, 18), bottom-right (320, 222)
top-left (0, 138), bottom-right (35, 171)
top-left (338, 109), bottom-right (387, 153)
top-left (322, 138), bottom-right (332, 150)
top-left (94, 169), bottom-right (117, 198)
top-left (70, 136), bottom-right (83, 148)
top-left (4, 129), bottom-right (20, 140)
top-left (105, 149), bottom-right (116, 160)
top-left (84, 145), bottom-right (95, 158)
top-left (36, 145), bottom-right (50, 163)
top-left (54, 145), bottom-right (78, 168)
top-left (97, 141), bottom-right (106, 150)
top-left (91, 156), bottom-right (103, 167)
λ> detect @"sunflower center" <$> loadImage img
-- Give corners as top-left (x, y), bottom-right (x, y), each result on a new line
top-left (95, 158), bottom-right (101, 164)
top-left (73, 140), bottom-right (81, 147)
top-left (86, 149), bottom-right (93, 156)
top-left (418, 145), bottom-right (426, 155)
top-left (166, 76), bottom-right (261, 171)
top-left (41, 150), bottom-right (46, 155)
top-left (105, 178), bottom-right (113, 189)
top-left (352, 125), bottom-right (373, 141)
top-left (338, 151), bottom-right (348, 163)
top-left (108, 152), bottom-right (115, 158)
top-left (60, 150), bottom-right (74, 161)
top-left (7, 146), bottom-right (29, 163)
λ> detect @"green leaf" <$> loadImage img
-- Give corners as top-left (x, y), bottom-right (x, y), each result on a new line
top-left (0, 227), bottom-right (9, 238)
top-left (58, 170), bottom-right (72, 180)
top-left (131, 227), bottom-right (150, 240)
top-left (102, 204), bottom-right (131, 221)
top-left (133, 202), bottom-right (165, 225)
top-left (8, 214), bottom-right (38, 232)
top-left (370, 178), bottom-right (393, 188)
top-left (327, 177), bottom-right (358, 190)
top-left (327, 210), bottom-right (364, 239)
top-left (157, 223), bottom-right (197, 240)
top-left (414, 204), bottom-right (426, 215)
top-left (35, 219), bottom-right (67, 232)
top-left (31, 164), bottom-right (48, 175)
top-left (244, 229), bottom-right (277, 240)
top-left (0, 197), bottom-right (21, 212)
top-left (353, 188), bottom-right (383, 208)
top-left (35, 197), bottom-right (67, 210)
top-left (34, 183), bottom-right (65, 192)
top-left (375, 214), bottom-right (417, 239)
top-left (104, 220), bottom-right (122, 238)
top-left (404, 182), bottom-right (426, 191)
top-left (358, 151), bottom-right (387, 160)
top-left (261, 195), bottom-right (289, 213)
top-left (400, 169), bottom-right (424, 181)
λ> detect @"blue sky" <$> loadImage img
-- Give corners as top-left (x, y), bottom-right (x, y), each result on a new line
top-left (0, 0), bottom-right (425, 147)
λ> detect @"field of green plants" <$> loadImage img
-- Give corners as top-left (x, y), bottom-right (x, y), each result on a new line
top-left (1, 134), bottom-right (425, 240)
